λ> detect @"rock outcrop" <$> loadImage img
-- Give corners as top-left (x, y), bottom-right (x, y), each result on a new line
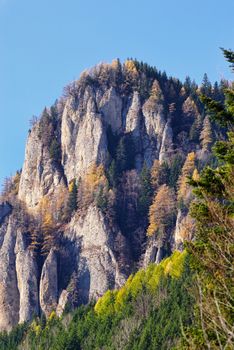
top-left (0, 216), bottom-right (19, 331)
top-left (0, 60), bottom-right (207, 331)
top-left (15, 231), bottom-right (39, 323)
top-left (0, 205), bottom-right (128, 330)
top-left (40, 249), bottom-right (58, 318)
top-left (64, 205), bottom-right (127, 303)
top-left (18, 124), bottom-right (65, 208)
top-left (61, 92), bottom-right (108, 183)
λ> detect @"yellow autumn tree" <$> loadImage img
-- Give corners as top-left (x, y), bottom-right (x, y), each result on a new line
top-left (200, 115), bottom-right (212, 151)
top-left (150, 159), bottom-right (160, 190)
top-left (147, 184), bottom-right (176, 237)
top-left (124, 60), bottom-right (138, 75)
top-left (177, 152), bottom-right (196, 203)
top-left (79, 163), bottom-right (108, 209)
top-left (32, 195), bottom-right (60, 255)
top-left (143, 80), bottom-right (164, 112)
top-left (151, 80), bottom-right (163, 101)
top-left (192, 167), bottom-right (199, 181)
top-left (41, 211), bottom-right (55, 255)
top-left (123, 60), bottom-right (139, 90)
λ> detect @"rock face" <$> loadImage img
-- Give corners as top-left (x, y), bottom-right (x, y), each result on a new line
top-left (0, 205), bottom-right (128, 331)
top-left (0, 61), bottom-right (205, 331)
top-left (18, 124), bottom-right (64, 208)
top-left (159, 120), bottom-right (174, 163)
top-left (143, 239), bottom-right (163, 266)
top-left (64, 206), bottom-right (127, 303)
top-left (0, 216), bottom-right (19, 331)
top-left (18, 74), bottom-right (174, 209)
top-left (61, 92), bottom-right (108, 183)
top-left (15, 231), bottom-right (39, 323)
top-left (125, 91), bottom-right (141, 136)
top-left (0, 214), bottom-right (39, 331)
top-left (174, 209), bottom-right (195, 250)
top-left (40, 249), bottom-right (58, 318)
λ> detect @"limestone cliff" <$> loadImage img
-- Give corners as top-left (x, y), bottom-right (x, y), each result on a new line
top-left (0, 60), bottom-right (212, 331)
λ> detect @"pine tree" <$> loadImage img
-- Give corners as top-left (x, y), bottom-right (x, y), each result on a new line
top-left (38, 108), bottom-right (54, 145)
top-left (212, 81), bottom-right (222, 101)
top-left (158, 162), bottom-right (170, 186)
top-left (189, 114), bottom-right (202, 142)
top-left (66, 179), bottom-right (78, 217)
top-left (49, 138), bottom-right (61, 163)
top-left (184, 76), bottom-right (192, 94)
top-left (116, 138), bottom-right (128, 173)
top-left (200, 73), bottom-right (212, 96)
top-left (151, 159), bottom-right (160, 190)
top-left (183, 49), bottom-right (234, 349)
top-left (96, 184), bottom-right (108, 212)
top-left (107, 160), bottom-right (117, 188)
top-left (138, 163), bottom-right (152, 216)
top-left (116, 135), bottom-right (135, 174)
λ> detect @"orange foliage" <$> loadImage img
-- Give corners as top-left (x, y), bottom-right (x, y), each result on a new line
top-left (177, 152), bottom-right (196, 202)
top-left (147, 184), bottom-right (176, 237)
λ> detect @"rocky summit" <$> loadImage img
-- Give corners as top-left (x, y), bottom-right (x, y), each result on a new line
top-left (0, 59), bottom-right (224, 331)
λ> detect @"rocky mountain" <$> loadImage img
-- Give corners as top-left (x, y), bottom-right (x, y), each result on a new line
top-left (0, 59), bottom-right (224, 331)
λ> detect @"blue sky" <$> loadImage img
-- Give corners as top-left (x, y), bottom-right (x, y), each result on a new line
top-left (0, 0), bottom-right (233, 189)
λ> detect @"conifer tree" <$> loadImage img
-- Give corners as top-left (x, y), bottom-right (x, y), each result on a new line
top-left (212, 81), bottom-right (222, 101)
top-left (138, 163), bottom-right (152, 216)
top-left (200, 73), bottom-right (212, 96)
top-left (107, 160), bottom-right (117, 188)
top-left (66, 179), bottom-right (78, 217)
top-left (151, 159), bottom-right (160, 190)
top-left (116, 135), bottom-right (135, 174)
top-left (96, 184), bottom-right (108, 212)
top-left (116, 138), bottom-right (128, 173)
top-left (150, 80), bottom-right (163, 102)
top-left (183, 49), bottom-right (234, 349)
top-left (184, 76), bottom-right (192, 94)
top-left (189, 114), bottom-right (202, 142)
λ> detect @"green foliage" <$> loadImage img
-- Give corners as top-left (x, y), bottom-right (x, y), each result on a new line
top-left (183, 49), bottom-right (234, 349)
top-left (158, 161), bottom-right (170, 185)
top-left (168, 155), bottom-right (184, 188)
top-left (49, 138), bottom-right (61, 163)
top-left (66, 179), bottom-right (78, 218)
top-left (38, 106), bottom-right (62, 165)
top-left (200, 73), bottom-right (212, 97)
top-left (2, 57), bottom-right (231, 350)
top-left (1, 252), bottom-right (193, 350)
top-left (189, 115), bottom-right (202, 142)
top-left (221, 47), bottom-right (234, 72)
top-left (0, 322), bottom-right (28, 350)
top-left (138, 163), bottom-right (153, 216)
top-left (156, 157), bottom-right (183, 189)
top-left (95, 184), bottom-right (108, 212)
top-left (116, 134), bottom-right (135, 174)
top-left (107, 159), bottom-right (118, 188)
